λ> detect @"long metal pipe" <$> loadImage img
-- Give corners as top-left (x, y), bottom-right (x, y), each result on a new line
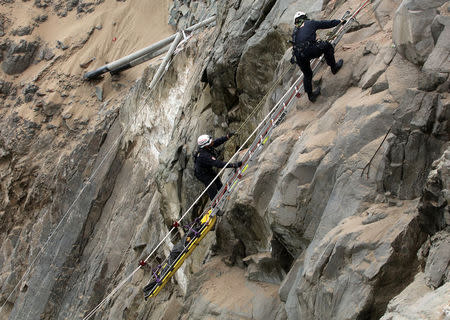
top-left (110, 45), bottom-right (170, 75)
top-left (83, 16), bottom-right (216, 80)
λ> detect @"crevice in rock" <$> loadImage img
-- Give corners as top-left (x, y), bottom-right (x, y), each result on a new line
top-left (242, 0), bottom-right (277, 34)
top-left (81, 148), bottom-right (125, 249)
top-left (81, 262), bottom-right (109, 320)
top-left (42, 120), bottom-right (124, 319)
top-left (256, 0), bottom-right (277, 29)
top-left (271, 236), bottom-right (294, 272)
top-left (418, 148), bottom-right (449, 235)
top-left (200, 67), bottom-right (208, 84)
top-left (381, 90), bottom-right (446, 199)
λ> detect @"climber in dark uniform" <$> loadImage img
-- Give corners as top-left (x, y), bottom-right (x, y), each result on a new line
top-left (194, 133), bottom-right (242, 203)
top-left (291, 11), bottom-right (345, 102)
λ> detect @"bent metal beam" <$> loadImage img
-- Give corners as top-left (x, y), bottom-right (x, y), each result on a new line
top-left (83, 16), bottom-right (216, 80)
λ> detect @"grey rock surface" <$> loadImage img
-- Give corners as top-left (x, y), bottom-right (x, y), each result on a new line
top-left (360, 45), bottom-right (396, 90)
top-left (4, 112), bottom-right (121, 320)
top-left (243, 252), bottom-right (286, 284)
top-left (181, 258), bottom-right (283, 320)
top-left (424, 230), bottom-right (450, 288)
top-left (392, 0), bottom-right (447, 65)
top-left (380, 273), bottom-right (450, 320)
top-left (296, 202), bottom-right (425, 320)
top-left (0, 80), bottom-right (13, 96)
top-left (36, 46), bottom-right (55, 61)
top-left (169, 0), bottom-right (217, 30)
top-left (33, 14), bottom-right (48, 23)
top-left (371, 73), bottom-right (389, 94)
top-left (0, 15), bottom-right (7, 37)
top-left (419, 146), bottom-right (450, 234)
top-left (22, 83), bottom-right (38, 102)
top-left (11, 25), bottom-right (33, 36)
top-left (95, 85), bottom-right (103, 102)
top-left (385, 54), bottom-right (419, 102)
top-left (431, 15), bottom-right (450, 43)
top-left (418, 70), bottom-right (448, 92)
top-left (423, 23), bottom-right (450, 74)
top-left (382, 89), bottom-right (447, 199)
top-left (373, 0), bottom-right (402, 27)
top-left (1, 40), bottom-right (39, 74)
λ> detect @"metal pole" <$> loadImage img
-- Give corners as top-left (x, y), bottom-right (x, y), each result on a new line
top-left (83, 16), bottom-right (216, 80)
top-left (110, 45), bottom-right (170, 75)
top-left (147, 32), bottom-right (182, 91)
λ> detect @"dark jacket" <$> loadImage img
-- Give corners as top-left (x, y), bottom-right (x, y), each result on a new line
top-left (292, 19), bottom-right (340, 45)
top-left (168, 226), bottom-right (201, 263)
top-left (194, 136), bottom-right (234, 181)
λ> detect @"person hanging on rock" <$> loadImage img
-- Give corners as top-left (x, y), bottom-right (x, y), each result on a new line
top-left (194, 133), bottom-right (242, 207)
top-left (291, 11), bottom-right (345, 102)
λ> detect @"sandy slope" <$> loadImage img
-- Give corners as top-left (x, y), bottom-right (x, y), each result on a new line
top-left (0, 0), bottom-right (174, 132)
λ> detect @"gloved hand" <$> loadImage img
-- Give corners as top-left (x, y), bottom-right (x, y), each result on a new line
top-left (290, 55), bottom-right (296, 64)
top-left (227, 132), bottom-right (235, 139)
top-left (341, 19), bottom-right (347, 24)
top-left (234, 161), bottom-right (243, 168)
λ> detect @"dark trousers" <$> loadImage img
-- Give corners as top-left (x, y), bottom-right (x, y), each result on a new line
top-left (296, 41), bottom-right (336, 95)
top-left (198, 176), bottom-right (223, 200)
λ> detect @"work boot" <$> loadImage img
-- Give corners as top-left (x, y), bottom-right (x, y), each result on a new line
top-left (331, 59), bottom-right (343, 74)
top-left (308, 88), bottom-right (321, 102)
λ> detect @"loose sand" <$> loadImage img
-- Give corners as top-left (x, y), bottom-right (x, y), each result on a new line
top-left (0, 0), bottom-right (174, 133)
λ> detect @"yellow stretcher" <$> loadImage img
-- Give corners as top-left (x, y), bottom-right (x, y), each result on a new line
top-left (145, 210), bottom-right (217, 299)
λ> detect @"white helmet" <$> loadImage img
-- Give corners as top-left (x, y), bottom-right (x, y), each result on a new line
top-left (197, 134), bottom-right (212, 148)
top-left (294, 11), bottom-right (308, 24)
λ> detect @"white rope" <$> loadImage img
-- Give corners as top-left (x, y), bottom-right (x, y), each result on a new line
top-left (0, 129), bottom-right (125, 313)
top-left (0, 24), bottom-right (197, 318)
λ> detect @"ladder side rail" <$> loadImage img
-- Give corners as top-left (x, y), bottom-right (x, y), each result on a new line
top-left (242, 76), bottom-right (302, 162)
top-left (210, 57), bottom-right (326, 210)
top-left (208, 78), bottom-right (303, 212)
top-left (242, 66), bottom-right (309, 161)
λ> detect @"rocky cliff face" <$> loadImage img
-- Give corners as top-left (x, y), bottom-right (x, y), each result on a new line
top-left (0, 0), bottom-right (449, 319)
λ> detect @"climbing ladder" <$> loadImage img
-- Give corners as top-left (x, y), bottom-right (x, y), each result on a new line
top-left (142, 0), bottom-right (371, 300)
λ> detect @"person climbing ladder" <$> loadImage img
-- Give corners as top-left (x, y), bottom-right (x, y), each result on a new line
top-left (194, 133), bottom-right (242, 207)
top-left (291, 11), bottom-right (345, 102)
